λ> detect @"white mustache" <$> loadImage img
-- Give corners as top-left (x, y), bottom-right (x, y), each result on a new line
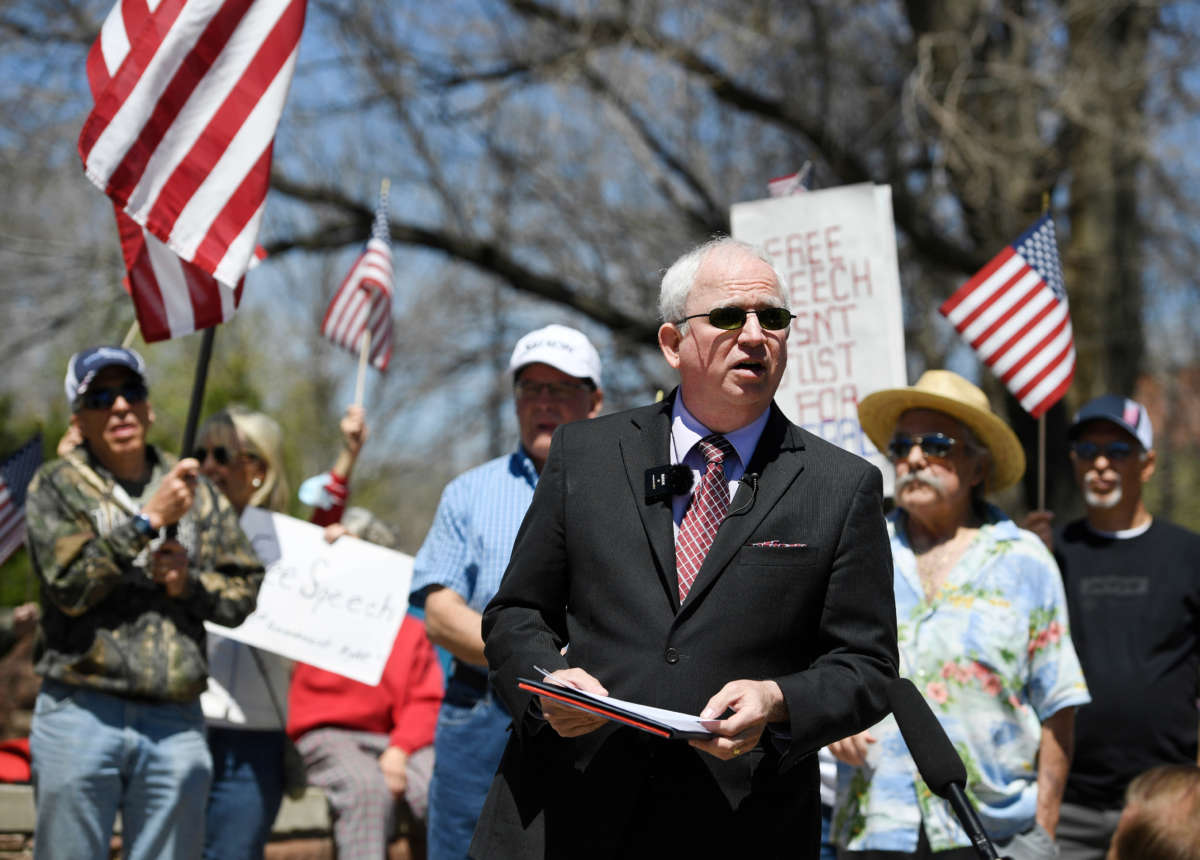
top-left (895, 469), bottom-right (947, 495)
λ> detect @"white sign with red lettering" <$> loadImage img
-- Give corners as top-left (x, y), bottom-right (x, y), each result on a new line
top-left (205, 508), bottom-right (411, 685)
top-left (732, 183), bottom-right (906, 491)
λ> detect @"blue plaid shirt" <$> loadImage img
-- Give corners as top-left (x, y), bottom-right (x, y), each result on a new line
top-left (409, 448), bottom-right (539, 613)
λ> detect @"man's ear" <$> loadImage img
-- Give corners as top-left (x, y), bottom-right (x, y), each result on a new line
top-left (146, 404), bottom-right (156, 428)
top-left (970, 453), bottom-right (989, 490)
top-left (1140, 448), bottom-right (1156, 483)
top-left (587, 388), bottom-right (604, 418)
top-left (658, 323), bottom-right (682, 370)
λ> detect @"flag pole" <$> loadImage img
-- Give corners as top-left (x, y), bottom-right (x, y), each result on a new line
top-left (351, 177), bottom-right (389, 409)
top-left (1037, 190), bottom-right (1051, 512)
top-left (121, 320), bottom-right (139, 349)
top-left (164, 326), bottom-right (215, 540)
top-left (354, 329), bottom-right (371, 408)
top-left (1037, 415), bottom-right (1046, 510)
top-left (181, 327), bottom-right (217, 460)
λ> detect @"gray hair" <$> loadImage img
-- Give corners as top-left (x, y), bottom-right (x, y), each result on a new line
top-left (658, 237), bottom-right (787, 331)
top-left (341, 506), bottom-right (399, 550)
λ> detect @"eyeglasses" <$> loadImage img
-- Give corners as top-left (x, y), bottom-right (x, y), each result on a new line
top-left (1070, 440), bottom-right (1136, 462)
top-left (674, 306), bottom-right (795, 331)
top-left (515, 380), bottom-right (592, 401)
top-left (78, 383), bottom-right (148, 411)
top-left (192, 446), bottom-right (260, 466)
top-left (887, 432), bottom-right (960, 460)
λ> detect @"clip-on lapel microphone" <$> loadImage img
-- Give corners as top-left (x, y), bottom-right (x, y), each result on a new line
top-left (644, 465), bottom-right (693, 502)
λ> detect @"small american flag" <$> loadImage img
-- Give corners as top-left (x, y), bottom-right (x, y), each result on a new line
top-left (939, 215), bottom-right (1075, 418)
top-left (767, 162), bottom-right (813, 198)
top-left (0, 435), bottom-right (43, 565)
top-left (320, 183), bottom-right (394, 371)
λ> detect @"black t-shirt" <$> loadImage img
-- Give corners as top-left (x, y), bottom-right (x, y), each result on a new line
top-left (1057, 518), bottom-right (1200, 808)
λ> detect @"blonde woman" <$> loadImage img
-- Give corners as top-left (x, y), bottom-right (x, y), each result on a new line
top-left (193, 406), bottom-right (292, 860)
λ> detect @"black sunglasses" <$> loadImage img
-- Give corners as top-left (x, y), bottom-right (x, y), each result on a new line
top-left (887, 432), bottom-right (959, 460)
top-left (79, 383), bottom-right (148, 411)
top-left (675, 306), bottom-right (795, 331)
top-left (192, 445), bottom-right (233, 466)
top-left (1070, 440), bottom-right (1136, 462)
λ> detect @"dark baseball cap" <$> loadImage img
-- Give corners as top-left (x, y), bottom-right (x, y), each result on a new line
top-left (64, 346), bottom-right (148, 408)
top-left (1068, 394), bottom-right (1153, 451)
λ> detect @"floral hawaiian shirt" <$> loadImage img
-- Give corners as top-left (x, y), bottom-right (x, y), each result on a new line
top-left (833, 505), bottom-right (1090, 851)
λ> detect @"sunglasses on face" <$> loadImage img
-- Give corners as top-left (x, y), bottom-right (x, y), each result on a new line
top-left (887, 432), bottom-right (960, 460)
top-left (192, 446), bottom-right (259, 466)
top-left (78, 383), bottom-right (148, 411)
top-left (675, 306), bottom-right (795, 331)
top-left (1070, 440), bottom-right (1136, 462)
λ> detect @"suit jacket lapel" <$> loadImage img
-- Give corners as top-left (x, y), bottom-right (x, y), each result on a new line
top-left (619, 396), bottom-right (678, 608)
top-left (678, 405), bottom-right (807, 613)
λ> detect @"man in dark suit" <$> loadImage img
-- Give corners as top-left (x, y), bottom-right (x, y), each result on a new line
top-left (475, 238), bottom-right (899, 858)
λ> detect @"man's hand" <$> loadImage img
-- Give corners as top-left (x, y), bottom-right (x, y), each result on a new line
top-left (828, 730), bottom-right (877, 767)
top-left (150, 539), bottom-right (189, 598)
top-left (9, 603), bottom-right (39, 639)
top-left (323, 523), bottom-right (348, 544)
top-left (142, 459), bottom-right (199, 529)
top-left (689, 679), bottom-right (787, 761)
top-left (1021, 510), bottom-right (1055, 553)
top-left (340, 405), bottom-right (369, 457)
top-left (539, 668), bottom-right (610, 738)
top-left (378, 745), bottom-right (408, 797)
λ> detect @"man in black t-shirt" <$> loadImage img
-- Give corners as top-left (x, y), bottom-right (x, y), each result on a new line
top-left (1025, 395), bottom-right (1200, 860)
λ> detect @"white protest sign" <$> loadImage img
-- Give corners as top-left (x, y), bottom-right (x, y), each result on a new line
top-left (205, 508), bottom-right (411, 685)
top-left (732, 183), bottom-right (907, 491)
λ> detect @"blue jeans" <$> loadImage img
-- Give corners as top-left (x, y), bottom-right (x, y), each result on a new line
top-left (202, 726), bottom-right (286, 860)
top-left (30, 679), bottom-right (211, 860)
top-left (427, 680), bottom-right (512, 860)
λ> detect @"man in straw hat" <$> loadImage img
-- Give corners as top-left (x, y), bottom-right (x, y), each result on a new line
top-left (830, 369), bottom-right (1090, 860)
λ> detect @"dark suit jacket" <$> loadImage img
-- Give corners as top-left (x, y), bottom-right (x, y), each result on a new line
top-left (474, 395), bottom-right (897, 858)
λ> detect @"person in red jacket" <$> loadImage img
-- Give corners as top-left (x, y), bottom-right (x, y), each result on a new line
top-left (287, 506), bottom-right (443, 860)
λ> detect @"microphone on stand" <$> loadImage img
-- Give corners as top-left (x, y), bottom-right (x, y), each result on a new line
top-left (888, 678), bottom-right (1007, 860)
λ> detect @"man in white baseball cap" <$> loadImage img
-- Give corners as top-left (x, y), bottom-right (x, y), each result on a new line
top-left (408, 324), bottom-right (603, 859)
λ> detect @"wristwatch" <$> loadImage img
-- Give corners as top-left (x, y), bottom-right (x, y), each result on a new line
top-left (132, 512), bottom-right (160, 539)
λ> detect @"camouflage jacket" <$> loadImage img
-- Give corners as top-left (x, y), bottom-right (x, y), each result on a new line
top-left (26, 444), bottom-right (264, 702)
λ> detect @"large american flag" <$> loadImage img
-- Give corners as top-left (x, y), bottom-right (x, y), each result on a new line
top-left (939, 215), bottom-right (1075, 418)
top-left (320, 184), bottom-right (394, 371)
top-left (0, 435), bottom-right (43, 566)
top-left (80, 0), bottom-right (305, 340)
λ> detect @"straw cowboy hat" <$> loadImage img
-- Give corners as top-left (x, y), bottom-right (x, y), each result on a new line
top-left (857, 370), bottom-right (1026, 492)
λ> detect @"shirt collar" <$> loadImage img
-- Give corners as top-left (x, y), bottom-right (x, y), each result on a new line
top-left (669, 394), bottom-right (770, 468)
top-left (511, 445), bottom-right (540, 486)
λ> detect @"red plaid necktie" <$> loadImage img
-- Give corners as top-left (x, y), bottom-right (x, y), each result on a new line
top-left (675, 434), bottom-right (735, 602)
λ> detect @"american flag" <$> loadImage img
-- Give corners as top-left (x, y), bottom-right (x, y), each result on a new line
top-left (767, 162), bottom-right (812, 197)
top-left (0, 435), bottom-right (43, 566)
top-left (939, 215), bottom-right (1075, 418)
top-left (320, 183), bottom-right (394, 371)
top-left (79, 0), bottom-right (305, 339)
